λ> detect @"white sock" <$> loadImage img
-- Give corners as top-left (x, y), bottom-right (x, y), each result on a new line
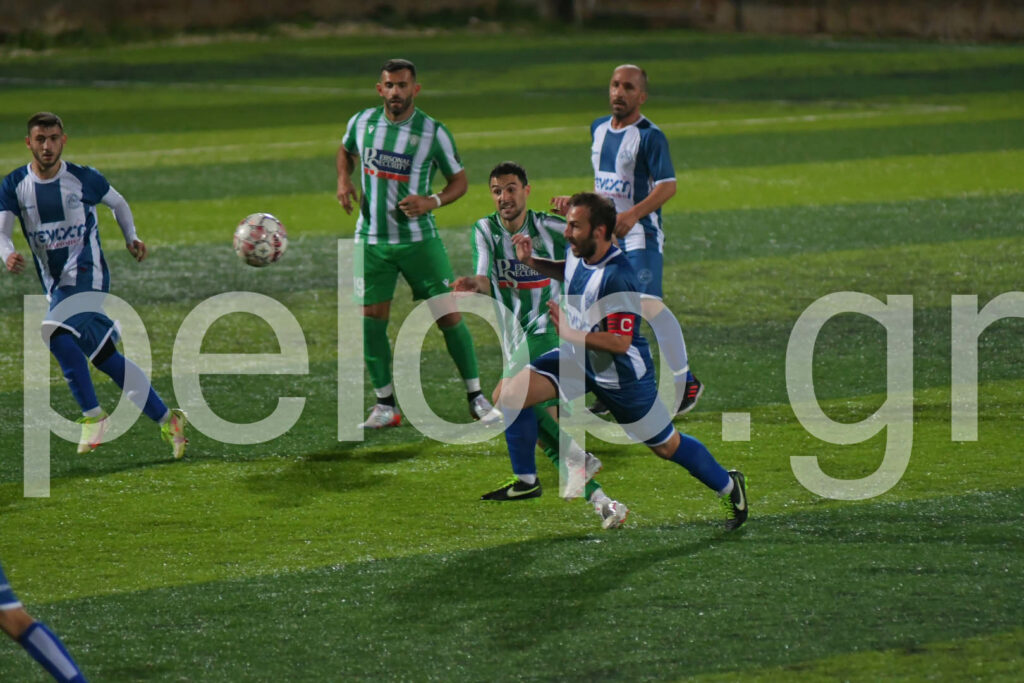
top-left (589, 488), bottom-right (610, 510)
top-left (83, 406), bottom-right (104, 418)
top-left (465, 378), bottom-right (481, 393)
top-left (718, 478), bottom-right (735, 497)
top-left (518, 473), bottom-right (537, 485)
top-left (374, 384), bottom-right (394, 400)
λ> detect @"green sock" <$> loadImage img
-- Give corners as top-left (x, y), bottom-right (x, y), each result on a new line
top-left (535, 407), bottom-right (601, 500)
top-left (363, 316), bottom-right (392, 391)
top-left (440, 319), bottom-right (479, 381)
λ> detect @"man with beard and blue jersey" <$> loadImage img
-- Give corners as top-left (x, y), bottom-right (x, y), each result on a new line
top-left (453, 162), bottom-right (629, 529)
top-left (553, 65), bottom-right (703, 418)
top-left (0, 112), bottom-right (188, 458)
top-left (503, 193), bottom-right (748, 530)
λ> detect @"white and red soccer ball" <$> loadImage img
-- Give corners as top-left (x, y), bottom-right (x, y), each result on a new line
top-left (234, 213), bottom-right (288, 267)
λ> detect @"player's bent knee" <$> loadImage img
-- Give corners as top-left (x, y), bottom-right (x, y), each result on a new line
top-left (435, 311), bottom-right (462, 328)
top-left (650, 430), bottom-right (681, 459)
top-left (91, 338), bottom-right (117, 367)
top-left (0, 607), bottom-right (34, 639)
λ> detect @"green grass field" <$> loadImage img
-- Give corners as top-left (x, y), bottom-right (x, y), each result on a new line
top-left (1, 27), bottom-right (1022, 681)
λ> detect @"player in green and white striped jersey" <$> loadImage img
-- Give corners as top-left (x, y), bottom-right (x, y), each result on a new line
top-left (337, 58), bottom-right (491, 429)
top-left (454, 162), bottom-right (629, 529)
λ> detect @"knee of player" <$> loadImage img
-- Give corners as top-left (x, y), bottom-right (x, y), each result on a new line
top-left (650, 430), bottom-right (681, 459)
top-left (0, 607), bottom-right (35, 639)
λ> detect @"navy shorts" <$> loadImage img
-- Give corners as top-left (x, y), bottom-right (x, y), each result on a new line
top-left (619, 238), bottom-right (663, 299)
top-left (529, 346), bottom-right (675, 446)
top-left (43, 287), bottom-right (120, 360)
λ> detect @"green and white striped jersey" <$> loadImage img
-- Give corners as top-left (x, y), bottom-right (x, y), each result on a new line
top-left (342, 106), bottom-right (463, 245)
top-left (472, 209), bottom-right (567, 355)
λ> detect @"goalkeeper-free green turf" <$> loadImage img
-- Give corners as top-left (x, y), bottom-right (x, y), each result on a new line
top-left (1, 27), bottom-right (1022, 681)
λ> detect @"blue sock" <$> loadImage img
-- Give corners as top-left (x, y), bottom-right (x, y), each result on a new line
top-left (650, 308), bottom-right (690, 382)
top-left (502, 405), bottom-right (539, 477)
top-left (93, 350), bottom-right (168, 423)
top-left (49, 332), bottom-right (100, 414)
top-left (18, 622), bottom-right (87, 682)
top-left (669, 431), bottom-right (730, 492)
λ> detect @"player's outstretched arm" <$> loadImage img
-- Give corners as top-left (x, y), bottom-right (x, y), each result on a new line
top-left (512, 234), bottom-right (565, 282)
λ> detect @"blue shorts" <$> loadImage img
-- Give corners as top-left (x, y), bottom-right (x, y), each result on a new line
top-left (43, 287), bottom-right (120, 360)
top-left (529, 347), bottom-right (675, 446)
top-left (0, 561), bottom-right (22, 610)
top-left (619, 235), bottom-right (664, 299)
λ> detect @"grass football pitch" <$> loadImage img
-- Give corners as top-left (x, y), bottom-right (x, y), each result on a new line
top-left (1, 28), bottom-right (1022, 681)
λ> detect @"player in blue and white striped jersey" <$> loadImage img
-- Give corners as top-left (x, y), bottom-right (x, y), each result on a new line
top-left (0, 112), bottom-right (188, 458)
top-left (553, 65), bottom-right (703, 417)
top-left (1, 559), bottom-right (87, 681)
top-left (504, 193), bottom-right (748, 530)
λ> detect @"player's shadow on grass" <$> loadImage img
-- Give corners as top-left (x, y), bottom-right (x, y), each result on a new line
top-left (240, 445), bottom-right (423, 506)
top-left (382, 528), bottom-right (721, 652)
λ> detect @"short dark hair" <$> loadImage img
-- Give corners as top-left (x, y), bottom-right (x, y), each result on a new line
top-left (381, 58), bottom-right (416, 80)
top-left (568, 192), bottom-right (616, 241)
top-left (27, 111), bottom-right (63, 134)
top-left (489, 161), bottom-right (528, 186)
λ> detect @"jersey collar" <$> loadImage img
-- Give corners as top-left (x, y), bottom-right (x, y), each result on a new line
top-left (28, 160), bottom-right (65, 183)
top-left (579, 244), bottom-right (621, 269)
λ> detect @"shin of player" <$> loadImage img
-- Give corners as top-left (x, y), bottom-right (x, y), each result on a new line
top-left (1, 561), bottom-right (87, 682)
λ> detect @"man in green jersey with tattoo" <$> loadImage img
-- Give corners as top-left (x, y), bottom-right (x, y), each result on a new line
top-left (454, 162), bottom-right (629, 529)
top-left (338, 59), bottom-right (492, 428)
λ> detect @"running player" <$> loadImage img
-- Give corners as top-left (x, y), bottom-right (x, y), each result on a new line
top-left (505, 193), bottom-right (747, 530)
top-left (0, 112), bottom-right (188, 458)
top-left (453, 162), bottom-right (628, 529)
top-left (2, 559), bottom-right (87, 681)
top-left (337, 58), bottom-right (492, 428)
top-left (552, 64), bottom-right (702, 417)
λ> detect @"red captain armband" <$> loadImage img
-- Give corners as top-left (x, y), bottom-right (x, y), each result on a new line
top-left (605, 313), bottom-right (636, 336)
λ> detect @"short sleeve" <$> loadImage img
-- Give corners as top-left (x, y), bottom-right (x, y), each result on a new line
top-left (472, 221), bottom-right (492, 277)
top-left (66, 164), bottom-right (111, 205)
top-left (643, 127), bottom-right (675, 183)
top-left (341, 111), bottom-right (362, 155)
top-left (431, 122), bottom-right (463, 178)
top-left (0, 174), bottom-right (20, 217)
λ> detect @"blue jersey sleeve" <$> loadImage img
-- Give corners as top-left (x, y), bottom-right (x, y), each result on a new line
top-left (641, 127), bottom-right (675, 183)
top-left (600, 263), bottom-right (643, 316)
top-left (0, 170), bottom-right (25, 217)
top-left (66, 164), bottom-right (111, 205)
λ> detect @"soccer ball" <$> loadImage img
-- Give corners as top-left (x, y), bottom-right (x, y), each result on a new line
top-left (233, 213), bottom-right (288, 267)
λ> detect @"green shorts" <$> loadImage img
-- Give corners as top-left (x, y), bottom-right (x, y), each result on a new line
top-left (354, 238), bottom-right (455, 306)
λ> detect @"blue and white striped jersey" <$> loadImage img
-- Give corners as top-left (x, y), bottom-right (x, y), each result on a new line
top-left (564, 244), bottom-right (655, 390)
top-left (590, 115), bottom-right (675, 252)
top-left (0, 161), bottom-right (136, 298)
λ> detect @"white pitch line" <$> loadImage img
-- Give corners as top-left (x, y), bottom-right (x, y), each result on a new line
top-left (0, 105), bottom-right (965, 168)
